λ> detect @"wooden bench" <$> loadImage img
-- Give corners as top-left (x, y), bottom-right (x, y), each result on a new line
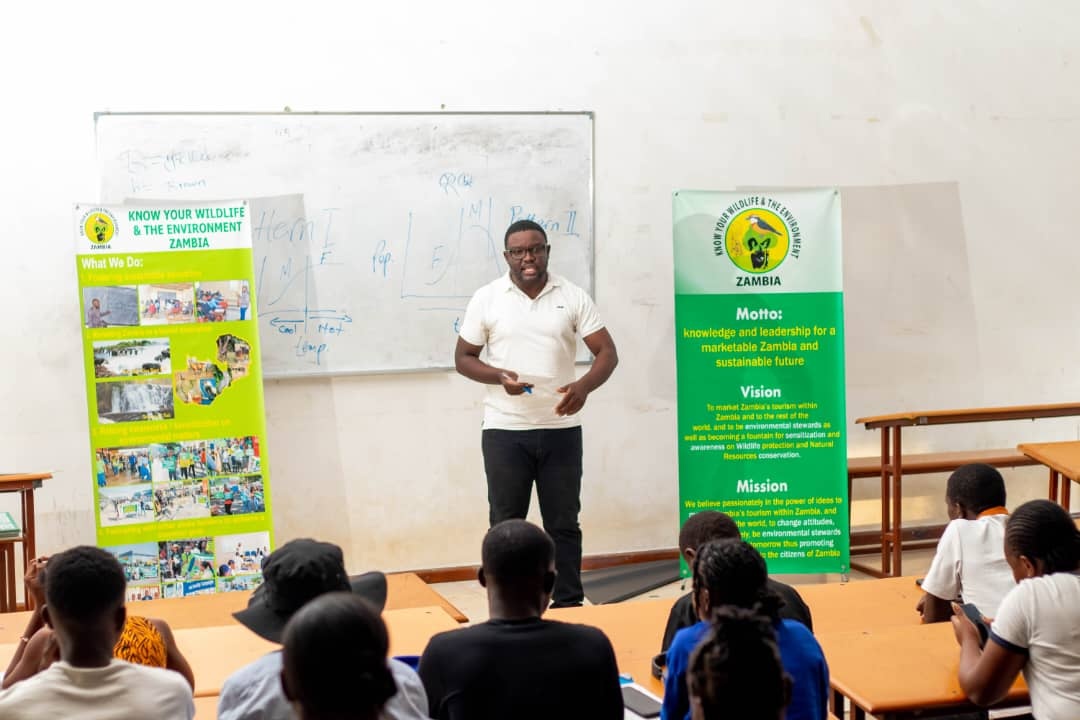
top-left (854, 402), bottom-right (1080, 577)
top-left (847, 452), bottom-right (1039, 564)
top-left (847, 448), bottom-right (1038, 480)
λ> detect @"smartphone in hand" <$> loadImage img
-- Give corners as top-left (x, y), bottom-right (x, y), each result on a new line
top-left (959, 603), bottom-right (990, 647)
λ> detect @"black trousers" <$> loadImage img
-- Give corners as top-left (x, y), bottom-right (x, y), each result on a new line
top-left (481, 427), bottom-right (584, 607)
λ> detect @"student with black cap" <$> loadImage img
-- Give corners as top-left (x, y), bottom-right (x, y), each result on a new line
top-left (218, 538), bottom-right (428, 720)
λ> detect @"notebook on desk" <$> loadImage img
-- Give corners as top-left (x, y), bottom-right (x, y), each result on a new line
top-left (0, 512), bottom-right (19, 538)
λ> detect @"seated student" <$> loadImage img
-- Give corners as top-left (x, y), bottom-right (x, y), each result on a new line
top-left (0, 546), bottom-right (193, 719)
top-left (219, 538), bottom-right (428, 720)
top-left (281, 592), bottom-right (398, 720)
top-left (661, 511), bottom-right (813, 653)
top-left (2, 555), bottom-right (195, 690)
top-left (953, 499), bottom-right (1080, 719)
top-left (918, 463), bottom-right (1016, 623)
top-left (662, 539), bottom-right (828, 720)
top-left (688, 606), bottom-right (791, 720)
top-left (418, 519), bottom-right (623, 720)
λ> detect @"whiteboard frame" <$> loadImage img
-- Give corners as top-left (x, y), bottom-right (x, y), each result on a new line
top-left (95, 110), bottom-right (596, 379)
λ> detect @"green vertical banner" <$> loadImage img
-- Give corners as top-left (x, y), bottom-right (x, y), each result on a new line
top-left (74, 201), bottom-right (273, 600)
top-left (672, 189), bottom-right (848, 574)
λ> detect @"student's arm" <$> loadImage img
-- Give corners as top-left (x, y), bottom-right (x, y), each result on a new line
top-left (555, 328), bottom-right (617, 416)
top-left (3, 557), bottom-right (50, 685)
top-left (2, 628), bottom-right (54, 688)
top-left (660, 593), bottom-right (696, 653)
top-left (954, 600), bottom-right (1028, 708)
top-left (919, 522), bottom-right (962, 622)
top-left (149, 617), bottom-right (196, 690)
top-left (594, 634), bottom-right (624, 720)
top-left (953, 610), bottom-right (1026, 706)
top-left (660, 631), bottom-right (692, 720)
top-left (919, 592), bottom-right (955, 623)
top-left (417, 636), bottom-right (449, 719)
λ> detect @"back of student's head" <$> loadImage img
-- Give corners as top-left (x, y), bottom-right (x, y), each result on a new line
top-left (282, 592), bottom-right (396, 720)
top-left (44, 546), bottom-right (126, 624)
top-left (692, 539), bottom-right (780, 621)
top-left (945, 463), bottom-right (1006, 513)
top-left (688, 606), bottom-right (789, 720)
top-left (679, 512), bottom-right (741, 557)
top-left (1005, 499), bottom-right (1080, 574)
top-left (481, 519), bottom-right (556, 583)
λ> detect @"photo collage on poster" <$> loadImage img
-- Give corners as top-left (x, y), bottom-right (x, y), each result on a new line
top-left (86, 280), bottom-right (252, 424)
top-left (96, 436), bottom-right (264, 527)
top-left (105, 531), bottom-right (271, 599)
top-left (81, 259), bottom-right (267, 596)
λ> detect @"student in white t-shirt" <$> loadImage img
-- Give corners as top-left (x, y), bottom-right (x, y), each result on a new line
top-left (918, 464), bottom-right (1016, 622)
top-left (0, 546), bottom-right (193, 719)
top-left (953, 499), bottom-right (1080, 720)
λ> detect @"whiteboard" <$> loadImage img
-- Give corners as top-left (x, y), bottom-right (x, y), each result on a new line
top-left (96, 112), bottom-right (594, 377)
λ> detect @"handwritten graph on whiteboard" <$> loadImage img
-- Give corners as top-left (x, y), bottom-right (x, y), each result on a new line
top-left (96, 113), bottom-right (594, 377)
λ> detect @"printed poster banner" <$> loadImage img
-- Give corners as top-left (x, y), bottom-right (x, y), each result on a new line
top-left (672, 189), bottom-right (849, 574)
top-left (74, 201), bottom-right (272, 599)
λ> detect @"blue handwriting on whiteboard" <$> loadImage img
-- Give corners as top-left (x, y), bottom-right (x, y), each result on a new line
top-left (508, 206), bottom-right (580, 237)
top-left (372, 239), bottom-right (392, 277)
top-left (295, 338), bottom-right (328, 365)
top-left (439, 172), bottom-right (474, 195)
top-left (252, 206), bottom-right (339, 247)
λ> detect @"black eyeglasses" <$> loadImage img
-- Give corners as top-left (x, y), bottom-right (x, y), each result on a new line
top-left (505, 244), bottom-right (549, 260)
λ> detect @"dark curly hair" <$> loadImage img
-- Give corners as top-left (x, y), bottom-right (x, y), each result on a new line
top-left (44, 546), bottom-right (126, 623)
top-left (692, 539), bottom-right (781, 622)
top-left (945, 463), bottom-right (1006, 513)
top-left (679, 511), bottom-right (741, 557)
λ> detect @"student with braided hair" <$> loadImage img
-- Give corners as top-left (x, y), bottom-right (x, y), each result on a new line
top-left (661, 511), bottom-right (813, 653)
top-left (281, 593), bottom-right (398, 720)
top-left (660, 539), bottom-right (828, 720)
top-left (687, 605), bottom-right (791, 720)
top-left (954, 499), bottom-right (1080, 719)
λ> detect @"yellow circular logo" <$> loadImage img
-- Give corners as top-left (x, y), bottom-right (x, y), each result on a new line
top-left (724, 208), bottom-right (790, 273)
top-left (84, 212), bottom-right (116, 245)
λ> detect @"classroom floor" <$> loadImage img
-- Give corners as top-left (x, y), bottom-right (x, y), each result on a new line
top-left (430, 548), bottom-right (937, 625)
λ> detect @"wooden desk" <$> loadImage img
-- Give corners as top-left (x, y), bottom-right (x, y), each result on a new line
top-left (819, 622), bottom-right (1027, 720)
top-left (0, 571), bottom-right (463, 641)
top-left (855, 403), bottom-right (1080, 577)
top-left (793, 577), bottom-right (923, 635)
top-left (386, 571), bottom-right (468, 622)
top-left (1017, 440), bottom-right (1080, 508)
top-left (0, 605), bottom-right (459, 698)
top-left (194, 694), bottom-right (218, 719)
top-left (546, 597), bottom-right (676, 698)
top-left (0, 473), bottom-right (51, 610)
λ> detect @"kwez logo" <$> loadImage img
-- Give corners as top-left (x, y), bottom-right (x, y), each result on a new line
top-left (721, 209), bottom-right (790, 287)
top-left (743, 215), bottom-right (782, 270)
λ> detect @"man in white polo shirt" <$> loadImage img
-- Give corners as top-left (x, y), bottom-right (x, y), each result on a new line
top-left (455, 219), bottom-right (618, 607)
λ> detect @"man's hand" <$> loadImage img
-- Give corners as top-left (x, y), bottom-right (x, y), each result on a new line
top-left (499, 371), bottom-right (533, 396)
top-left (555, 380), bottom-right (589, 416)
top-left (916, 594), bottom-right (926, 617)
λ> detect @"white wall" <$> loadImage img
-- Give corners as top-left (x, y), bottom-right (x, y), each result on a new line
top-left (3, 1), bottom-right (1078, 575)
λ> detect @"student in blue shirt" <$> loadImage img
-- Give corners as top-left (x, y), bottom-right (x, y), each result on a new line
top-left (688, 605), bottom-right (791, 720)
top-left (661, 540), bottom-right (828, 720)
